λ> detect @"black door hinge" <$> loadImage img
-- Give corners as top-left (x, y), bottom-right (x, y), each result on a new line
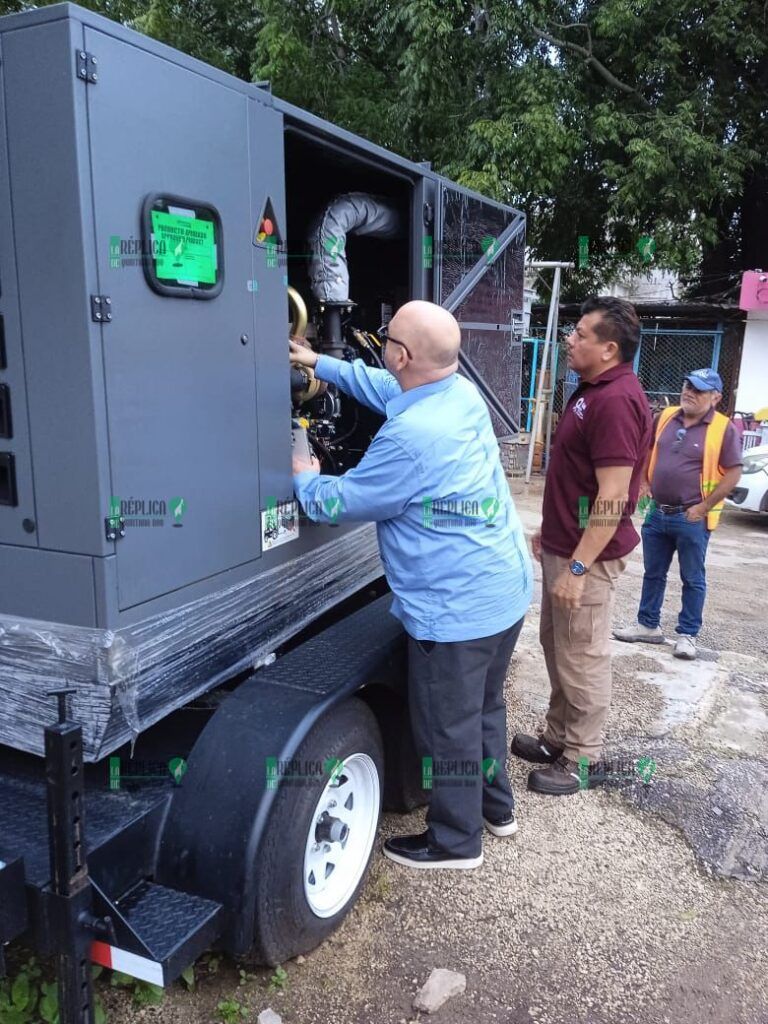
top-left (91, 295), bottom-right (112, 323)
top-left (76, 49), bottom-right (98, 84)
top-left (423, 202), bottom-right (434, 226)
top-left (105, 515), bottom-right (125, 542)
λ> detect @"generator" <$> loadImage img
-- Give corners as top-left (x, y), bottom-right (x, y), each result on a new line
top-left (0, 4), bottom-right (525, 1017)
top-left (0, 2), bottom-right (525, 761)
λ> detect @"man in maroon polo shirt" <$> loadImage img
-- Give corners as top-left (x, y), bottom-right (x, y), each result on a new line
top-left (512, 296), bottom-right (652, 795)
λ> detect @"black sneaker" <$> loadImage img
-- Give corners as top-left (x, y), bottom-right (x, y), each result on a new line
top-left (511, 733), bottom-right (564, 764)
top-left (483, 810), bottom-right (518, 837)
top-left (382, 831), bottom-right (483, 870)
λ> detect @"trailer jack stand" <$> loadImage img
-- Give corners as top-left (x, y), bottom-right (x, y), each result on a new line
top-left (44, 690), bottom-right (112, 1024)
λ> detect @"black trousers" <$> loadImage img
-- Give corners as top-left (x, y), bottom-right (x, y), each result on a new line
top-left (406, 616), bottom-right (525, 857)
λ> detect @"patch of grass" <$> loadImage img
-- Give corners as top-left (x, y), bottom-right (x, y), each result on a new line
top-left (364, 864), bottom-right (393, 903)
top-left (216, 997), bottom-right (249, 1023)
top-left (200, 952), bottom-right (223, 976)
top-left (109, 971), bottom-right (164, 1008)
top-left (268, 965), bottom-right (289, 992)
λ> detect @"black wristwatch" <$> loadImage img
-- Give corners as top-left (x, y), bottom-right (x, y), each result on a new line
top-left (569, 559), bottom-right (589, 576)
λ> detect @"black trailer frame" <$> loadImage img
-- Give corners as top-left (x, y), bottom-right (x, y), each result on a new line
top-left (0, 594), bottom-right (410, 1023)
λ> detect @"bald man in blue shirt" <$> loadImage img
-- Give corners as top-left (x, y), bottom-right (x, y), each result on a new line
top-left (290, 301), bottom-right (532, 870)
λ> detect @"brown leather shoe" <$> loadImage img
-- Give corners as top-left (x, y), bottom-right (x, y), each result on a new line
top-left (528, 756), bottom-right (614, 795)
top-left (528, 756), bottom-right (582, 795)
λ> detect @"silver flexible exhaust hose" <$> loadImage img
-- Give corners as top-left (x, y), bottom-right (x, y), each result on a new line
top-left (308, 193), bottom-right (402, 303)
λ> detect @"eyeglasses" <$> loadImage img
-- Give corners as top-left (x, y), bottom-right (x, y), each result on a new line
top-left (672, 427), bottom-right (687, 451)
top-left (378, 325), bottom-right (413, 361)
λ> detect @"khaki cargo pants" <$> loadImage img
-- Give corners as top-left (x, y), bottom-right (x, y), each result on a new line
top-left (539, 549), bottom-right (627, 762)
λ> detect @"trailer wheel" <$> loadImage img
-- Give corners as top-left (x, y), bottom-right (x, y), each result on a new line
top-left (252, 698), bottom-right (383, 964)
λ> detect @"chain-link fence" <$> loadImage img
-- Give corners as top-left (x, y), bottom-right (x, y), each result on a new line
top-left (521, 318), bottom-right (744, 471)
top-left (520, 330), bottom-right (570, 430)
top-left (633, 325), bottom-right (735, 414)
top-left (525, 324), bottom-right (743, 425)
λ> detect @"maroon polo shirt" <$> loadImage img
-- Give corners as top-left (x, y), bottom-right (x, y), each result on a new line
top-left (650, 407), bottom-right (743, 507)
top-left (541, 362), bottom-right (653, 561)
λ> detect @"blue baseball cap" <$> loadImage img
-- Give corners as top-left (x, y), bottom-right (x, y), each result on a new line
top-left (684, 368), bottom-right (723, 392)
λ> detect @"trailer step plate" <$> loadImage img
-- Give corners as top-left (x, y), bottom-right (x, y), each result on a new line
top-left (91, 881), bottom-right (223, 986)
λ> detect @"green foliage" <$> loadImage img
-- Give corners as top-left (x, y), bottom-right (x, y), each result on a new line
top-left (0, 0), bottom-right (764, 291)
top-left (0, 958), bottom-right (105, 1024)
top-left (109, 970), bottom-right (164, 1007)
top-left (38, 982), bottom-right (58, 1024)
top-left (250, 0), bottom-right (768, 294)
top-left (202, 953), bottom-right (223, 976)
top-left (0, 957), bottom-right (43, 1024)
top-left (268, 965), bottom-right (288, 992)
top-left (216, 997), bottom-right (249, 1024)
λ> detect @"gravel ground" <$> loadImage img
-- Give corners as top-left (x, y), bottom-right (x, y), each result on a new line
top-left (91, 481), bottom-right (768, 1023)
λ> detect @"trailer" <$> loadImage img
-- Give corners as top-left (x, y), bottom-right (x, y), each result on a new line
top-left (0, 4), bottom-right (526, 1021)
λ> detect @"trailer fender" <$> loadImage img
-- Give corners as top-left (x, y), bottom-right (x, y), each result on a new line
top-left (156, 593), bottom-right (405, 956)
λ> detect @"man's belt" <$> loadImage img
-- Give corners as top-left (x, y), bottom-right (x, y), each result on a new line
top-left (657, 501), bottom-right (698, 514)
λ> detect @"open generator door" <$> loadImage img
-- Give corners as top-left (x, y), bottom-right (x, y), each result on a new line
top-left (435, 182), bottom-right (526, 435)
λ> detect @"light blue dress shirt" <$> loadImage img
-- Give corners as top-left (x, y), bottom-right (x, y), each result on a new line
top-left (293, 355), bottom-right (533, 641)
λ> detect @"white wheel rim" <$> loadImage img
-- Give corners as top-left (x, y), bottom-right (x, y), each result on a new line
top-left (302, 752), bottom-right (380, 918)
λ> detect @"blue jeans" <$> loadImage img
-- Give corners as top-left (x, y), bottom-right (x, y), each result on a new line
top-left (638, 509), bottom-right (710, 636)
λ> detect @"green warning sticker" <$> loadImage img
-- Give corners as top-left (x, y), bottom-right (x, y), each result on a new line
top-left (150, 210), bottom-right (217, 285)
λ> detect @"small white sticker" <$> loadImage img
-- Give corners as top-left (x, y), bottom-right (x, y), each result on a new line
top-left (261, 499), bottom-right (300, 551)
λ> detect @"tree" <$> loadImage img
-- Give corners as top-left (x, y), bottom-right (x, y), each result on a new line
top-left (505, 0), bottom-right (768, 299)
top-left (2, 0), bottom-right (765, 296)
top-left (252, 0), bottom-right (768, 298)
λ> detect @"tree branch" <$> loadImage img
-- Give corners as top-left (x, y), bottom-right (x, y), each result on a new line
top-left (319, 4), bottom-right (346, 63)
top-left (533, 25), bottom-right (648, 105)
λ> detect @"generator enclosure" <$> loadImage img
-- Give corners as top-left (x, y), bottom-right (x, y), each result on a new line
top-left (0, 2), bottom-right (525, 759)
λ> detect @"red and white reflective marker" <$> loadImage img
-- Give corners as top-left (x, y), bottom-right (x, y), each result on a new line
top-left (90, 940), bottom-right (164, 987)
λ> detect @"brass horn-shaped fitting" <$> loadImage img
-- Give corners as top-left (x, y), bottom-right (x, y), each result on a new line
top-left (288, 286), bottom-right (308, 339)
top-left (288, 286), bottom-right (324, 403)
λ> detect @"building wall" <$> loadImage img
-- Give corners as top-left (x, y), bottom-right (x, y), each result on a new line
top-left (737, 311), bottom-right (768, 413)
top-left (606, 270), bottom-right (680, 302)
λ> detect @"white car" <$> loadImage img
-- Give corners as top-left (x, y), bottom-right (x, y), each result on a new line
top-left (726, 444), bottom-right (768, 513)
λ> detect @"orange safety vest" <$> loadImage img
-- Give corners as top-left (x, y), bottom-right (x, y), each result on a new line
top-left (647, 406), bottom-right (730, 530)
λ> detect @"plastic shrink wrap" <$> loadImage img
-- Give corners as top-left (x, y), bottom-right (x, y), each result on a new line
top-left (0, 525), bottom-right (382, 761)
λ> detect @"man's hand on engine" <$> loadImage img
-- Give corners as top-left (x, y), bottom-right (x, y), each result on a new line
top-left (289, 338), bottom-right (319, 369)
top-left (292, 449), bottom-right (320, 476)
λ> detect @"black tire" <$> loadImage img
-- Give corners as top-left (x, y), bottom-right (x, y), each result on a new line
top-left (252, 698), bottom-right (383, 965)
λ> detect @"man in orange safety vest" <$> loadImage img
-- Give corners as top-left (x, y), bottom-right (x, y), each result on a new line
top-left (613, 368), bottom-right (743, 660)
